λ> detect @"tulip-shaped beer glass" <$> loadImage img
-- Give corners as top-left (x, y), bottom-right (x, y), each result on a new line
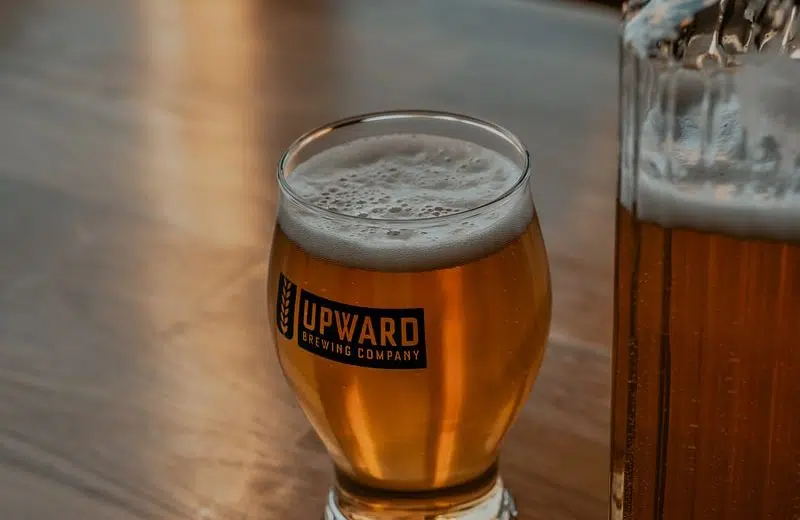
top-left (267, 111), bottom-right (552, 520)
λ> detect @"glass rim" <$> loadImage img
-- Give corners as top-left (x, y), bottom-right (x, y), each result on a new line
top-left (276, 109), bottom-right (532, 226)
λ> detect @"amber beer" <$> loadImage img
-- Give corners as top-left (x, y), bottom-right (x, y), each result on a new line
top-left (612, 180), bottom-right (800, 519)
top-left (267, 115), bottom-right (551, 519)
top-left (269, 219), bottom-right (550, 490)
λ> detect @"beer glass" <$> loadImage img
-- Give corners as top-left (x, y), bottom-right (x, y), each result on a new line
top-left (614, 0), bottom-right (800, 518)
top-left (267, 111), bottom-right (551, 520)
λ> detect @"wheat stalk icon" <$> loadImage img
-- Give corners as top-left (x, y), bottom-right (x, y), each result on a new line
top-left (279, 278), bottom-right (293, 335)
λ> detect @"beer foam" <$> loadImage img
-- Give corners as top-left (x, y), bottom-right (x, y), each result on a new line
top-left (621, 77), bottom-right (800, 240)
top-left (625, 173), bottom-right (800, 241)
top-left (278, 134), bottom-right (534, 271)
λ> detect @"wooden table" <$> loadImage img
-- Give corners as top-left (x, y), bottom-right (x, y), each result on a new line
top-left (0, 0), bottom-right (619, 518)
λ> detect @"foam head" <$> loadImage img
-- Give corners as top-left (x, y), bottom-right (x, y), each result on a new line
top-left (277, 133), bottom-right (535, 271)
top-left (621, 64), bottom-right (800, 241)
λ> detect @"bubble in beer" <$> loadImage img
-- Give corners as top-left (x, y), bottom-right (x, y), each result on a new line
top-left (278, 134), bottom-right (534, 271)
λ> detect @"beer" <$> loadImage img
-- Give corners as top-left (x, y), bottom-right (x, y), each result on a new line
top-left (612, 172), bottom-right (800, 519)
top-left (268, 129), bottom-right (551, 515)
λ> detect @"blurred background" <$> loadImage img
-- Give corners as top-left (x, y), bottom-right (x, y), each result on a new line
top-left (0, 1), bottom-right (618, 519)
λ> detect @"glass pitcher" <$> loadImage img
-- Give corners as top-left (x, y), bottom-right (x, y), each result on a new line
top-left (613, 1), bottom-right (800, 519)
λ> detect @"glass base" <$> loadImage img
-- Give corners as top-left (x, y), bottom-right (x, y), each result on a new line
top-left (323, 477), bottom-right (518, 520)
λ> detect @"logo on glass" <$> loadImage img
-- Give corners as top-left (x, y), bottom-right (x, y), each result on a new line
top-left (277, 273), bottom-right (298, 340)
top-left (276, 273), bottom-right (427, 369)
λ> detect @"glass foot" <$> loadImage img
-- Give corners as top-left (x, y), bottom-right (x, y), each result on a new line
top-left (324, 478), bottom-right (518, 520)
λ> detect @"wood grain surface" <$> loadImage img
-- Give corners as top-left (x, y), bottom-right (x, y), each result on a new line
top-left (0, 0), bottom-right (619, 518)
